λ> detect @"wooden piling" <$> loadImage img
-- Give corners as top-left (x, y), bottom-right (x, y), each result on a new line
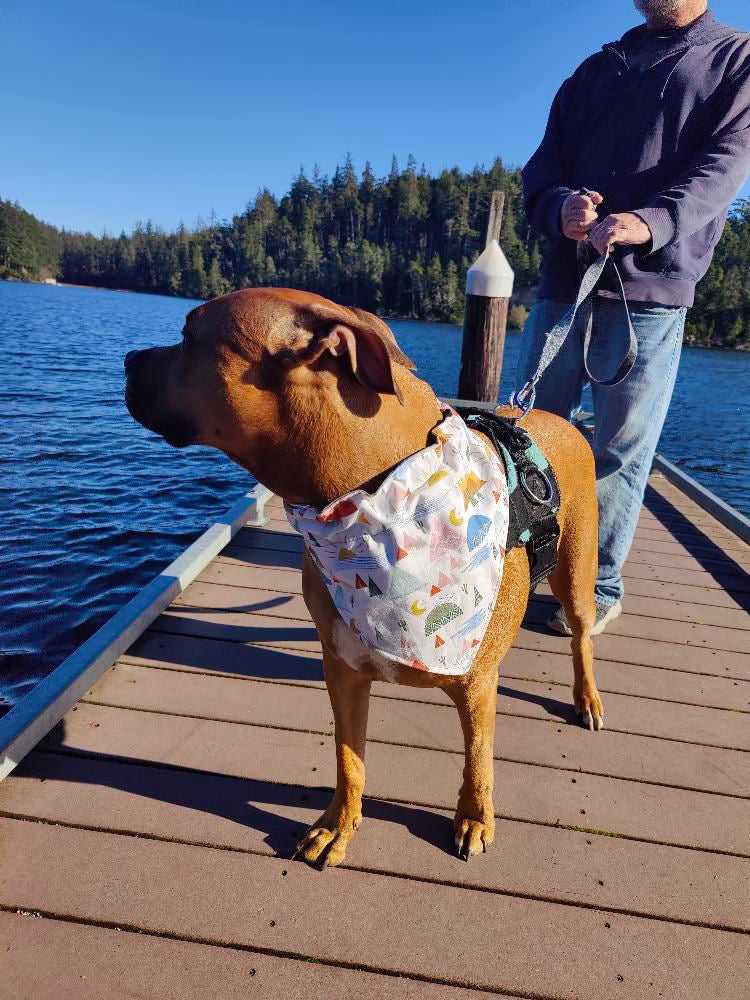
top-left (458, 190), bottom-right (514, 404)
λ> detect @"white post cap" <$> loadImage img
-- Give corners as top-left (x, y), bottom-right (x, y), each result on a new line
top-left (465, 239), bottom-right (514, 298)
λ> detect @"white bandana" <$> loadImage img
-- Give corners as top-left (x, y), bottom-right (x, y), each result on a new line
top-left (285, 411), bottom-right (510, 676)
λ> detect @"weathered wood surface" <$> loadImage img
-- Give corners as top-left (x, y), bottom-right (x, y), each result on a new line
top-left (2, 474), bottom-right (749, 999)
top-left (458, 293), bottom-right (509, 403)
top-left (458, 190), bottom-right (512, 403)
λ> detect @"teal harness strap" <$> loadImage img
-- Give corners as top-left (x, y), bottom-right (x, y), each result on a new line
top-left (457, 408), bottom-right (561, 592)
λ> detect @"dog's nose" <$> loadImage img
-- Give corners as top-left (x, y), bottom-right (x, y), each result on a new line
top-left (124, 350), bottom-right (138, 368)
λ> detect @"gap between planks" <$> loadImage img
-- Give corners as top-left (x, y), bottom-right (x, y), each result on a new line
top-left (2, 810), bottom-right (748, 939)
top-left (119, 645), bottom-right (750, 717)
top-left (78, 695), bottom-right (750, 798)
top-left (169, 580), bottom-right (750, 655)
top-left (141, 616), bottom-right (750, 685)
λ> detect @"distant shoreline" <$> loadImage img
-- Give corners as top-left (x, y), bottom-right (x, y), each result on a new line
top-left (3, 275), bottom-right (748, 351)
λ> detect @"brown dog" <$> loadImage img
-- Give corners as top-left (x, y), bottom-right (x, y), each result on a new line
top-left (125, 287), bottom-right (604, 866)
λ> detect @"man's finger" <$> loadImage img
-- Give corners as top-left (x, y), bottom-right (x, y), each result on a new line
top-left (567, 194), bottom-right (593, 211)
top-left (590, 229), bottom-right (617, 253)
top-left (570, 208), bottom-right (598, 224)
top-left (590, 220), bottom-right (618, 241)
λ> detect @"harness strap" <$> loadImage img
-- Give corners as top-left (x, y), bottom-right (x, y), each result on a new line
top-left (511, 247), bottom-right (637, 418)
top-left (456, 407), bottom-right (561, 592)
top-left (525, 511), bottom-right (561, 591)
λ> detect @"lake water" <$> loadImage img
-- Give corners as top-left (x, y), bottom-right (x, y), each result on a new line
top-left (2, 280), bottom-right (749, 715)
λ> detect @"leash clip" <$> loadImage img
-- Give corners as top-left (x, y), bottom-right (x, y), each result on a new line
top-left (510, 382), bottom-right (536, 420)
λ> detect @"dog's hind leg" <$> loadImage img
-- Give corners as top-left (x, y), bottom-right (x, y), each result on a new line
top-left (547, 488), bottom-right (605, 732)
top-left (445, 664), bottom-right (499, 859)
top-left (293, 646), bottom-right (371, 867)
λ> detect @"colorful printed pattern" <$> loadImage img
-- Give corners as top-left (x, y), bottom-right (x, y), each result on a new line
top-left (285, 411), bottom-right (510, 676)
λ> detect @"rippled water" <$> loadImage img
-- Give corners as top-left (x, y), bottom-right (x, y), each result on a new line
top-left (1, 280), bottom-right (749, 714)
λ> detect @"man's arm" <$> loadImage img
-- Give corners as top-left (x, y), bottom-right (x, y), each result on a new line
top-left (591, 58), bottom-right (750, 255)
top-left (522, 78), bottom-right (579, 238)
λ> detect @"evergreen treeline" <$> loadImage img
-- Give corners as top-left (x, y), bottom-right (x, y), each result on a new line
top-left (688, 199), bottom-right (750, 348)
top-left (0, 199), bottom-right (61, 281)
top-left (2, 158), bottom-right (749, 347)
top-left (52, 156), bottom-right (544, 325)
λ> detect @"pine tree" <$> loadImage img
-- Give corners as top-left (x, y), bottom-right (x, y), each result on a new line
top-left (4, 166), bottom-right (747, 347)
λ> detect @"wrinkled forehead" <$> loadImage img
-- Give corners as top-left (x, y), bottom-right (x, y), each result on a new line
top-left (184, 290), bottom-right (302, 360)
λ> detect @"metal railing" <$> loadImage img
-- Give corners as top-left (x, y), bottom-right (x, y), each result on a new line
top-left (0, 483), bottom-right (273, 782)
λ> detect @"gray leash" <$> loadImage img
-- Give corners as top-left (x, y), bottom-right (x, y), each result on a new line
top-left (511, 246), bottom-right (637, 418)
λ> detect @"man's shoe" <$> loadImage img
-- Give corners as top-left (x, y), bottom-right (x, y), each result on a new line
top-left (547, 600), bottom-right (623, 636)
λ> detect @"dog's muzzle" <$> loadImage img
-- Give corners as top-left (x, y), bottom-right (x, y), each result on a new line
top-left (123, 347), bottom-right (197, 448)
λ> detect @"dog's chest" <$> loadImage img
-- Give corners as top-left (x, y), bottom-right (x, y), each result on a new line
top-left (287, 414), bottom-right (510, 676)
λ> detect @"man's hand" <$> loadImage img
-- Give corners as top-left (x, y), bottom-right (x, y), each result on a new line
top-left (588, 213), bottom-right (652, 254)
top-left (560, 190), bottom-right (603, 240)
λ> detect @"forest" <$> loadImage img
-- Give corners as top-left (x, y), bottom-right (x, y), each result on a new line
top-left (2, 155), bottom-right (749, 348)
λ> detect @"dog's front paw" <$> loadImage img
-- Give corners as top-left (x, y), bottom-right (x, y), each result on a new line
top-left (454, 813), bottom-right (494, 861)
top-left (575, 680), bottom-right (605, 732)
top-left (292, 806), bottom-right (361, 868)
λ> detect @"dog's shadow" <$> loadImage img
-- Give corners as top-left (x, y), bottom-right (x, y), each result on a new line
top-left (498, 682), bottom-right (577, 724)
top-left (32, 721), bottom-right (456, 861)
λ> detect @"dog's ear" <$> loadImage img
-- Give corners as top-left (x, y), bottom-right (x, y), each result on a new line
top-left (273, 303), bottom-right (416, 405)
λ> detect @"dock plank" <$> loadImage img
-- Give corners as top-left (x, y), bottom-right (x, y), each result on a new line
top-left (227, 523), bottom-right (750, 587)
top-left (541, 575), bottom-right (748, 611)
top-left (176, 575), bottom-right (750, 662)
top-left (4, 473), bottom-right (749, 999)
top-left (124, 631), bottom-right (750, 748)
top-left (513, 627), bottom-right (750, 679)
top-left (3, 751), bottom-right (748, 932)
top-left (197, 563), bottom-right (750, 629)
top-left (164, 579), bottom-right (750, 676)
top-left (123, 629), bottom-right (750, 714)
top-left (0, 910), bottom-right (498, 1000)
top-left (634, 521), bottom-right (750, 553)
top-left (617, 558), bottom-right (750, 594)
top-left (1, 817), bottom-right (747, 1000)
top-left (152, 609), bottom-right (321, 650)
top-left (39, 702), bottom-right (750, 853)
top-left (85, 662), bottom-right (750, 794)
top-left (630, 531), bottom-right (749, 561)
top-left (523, 601), bottom-right (750, 653)
top-left (220, 536), bottom-right (750, 596)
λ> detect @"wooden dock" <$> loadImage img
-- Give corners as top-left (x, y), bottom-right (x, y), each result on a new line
top-left (2, 472), bottom-right (749, 999)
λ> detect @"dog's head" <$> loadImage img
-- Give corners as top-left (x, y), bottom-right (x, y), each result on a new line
top-left (124, 287), bottom-right (422, 500)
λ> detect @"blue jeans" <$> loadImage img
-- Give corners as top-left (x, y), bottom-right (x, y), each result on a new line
top-left (515, 297), bottom-right (686, 606)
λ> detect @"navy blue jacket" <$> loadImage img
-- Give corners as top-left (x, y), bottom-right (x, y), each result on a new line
top-left (523, 10), bottom-right (750, 306)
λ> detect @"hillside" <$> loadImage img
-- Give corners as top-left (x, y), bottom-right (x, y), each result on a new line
top-left (2, 158), bottom-right (749, 348)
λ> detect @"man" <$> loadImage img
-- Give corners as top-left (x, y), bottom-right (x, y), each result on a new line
top-left (518, 0), bottom-right (750, 635)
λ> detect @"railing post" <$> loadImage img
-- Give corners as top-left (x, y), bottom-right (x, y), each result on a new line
top-left (458, 191), bottom-right (515, 403)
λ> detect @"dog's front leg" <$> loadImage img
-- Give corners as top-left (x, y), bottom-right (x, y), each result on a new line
top-left (293, 647), bottom-right (371, 867)
top-left (446, 664), bottom-right (498, 860)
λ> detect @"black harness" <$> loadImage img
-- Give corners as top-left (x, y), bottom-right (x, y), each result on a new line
top-left (456, 408), bottom-right (561, 591)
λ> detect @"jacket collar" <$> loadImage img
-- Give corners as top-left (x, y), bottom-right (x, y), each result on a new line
top-left (604, 9), bottom-right (734, 60)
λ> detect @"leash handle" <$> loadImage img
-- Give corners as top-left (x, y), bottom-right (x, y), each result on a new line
top-left (511, 249), bottom-right (637, 419)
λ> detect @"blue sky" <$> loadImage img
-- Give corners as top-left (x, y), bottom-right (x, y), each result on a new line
top-left (2, 0), bottom-right (748, 234)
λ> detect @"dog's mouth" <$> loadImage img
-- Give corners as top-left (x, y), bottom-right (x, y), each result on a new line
top-left (125, 374), bottom-right (197, 449)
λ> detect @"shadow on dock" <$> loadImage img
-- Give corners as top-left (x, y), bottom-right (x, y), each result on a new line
top-left (29, 722), bottom-right (457, 860)
top-left (643, 485), bottom-right (750, 604)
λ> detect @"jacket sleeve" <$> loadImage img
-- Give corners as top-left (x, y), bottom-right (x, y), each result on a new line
top-left (634, 57), bottom-right (750, 252)
top-left (522, 77), bottom-right (578, 238)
